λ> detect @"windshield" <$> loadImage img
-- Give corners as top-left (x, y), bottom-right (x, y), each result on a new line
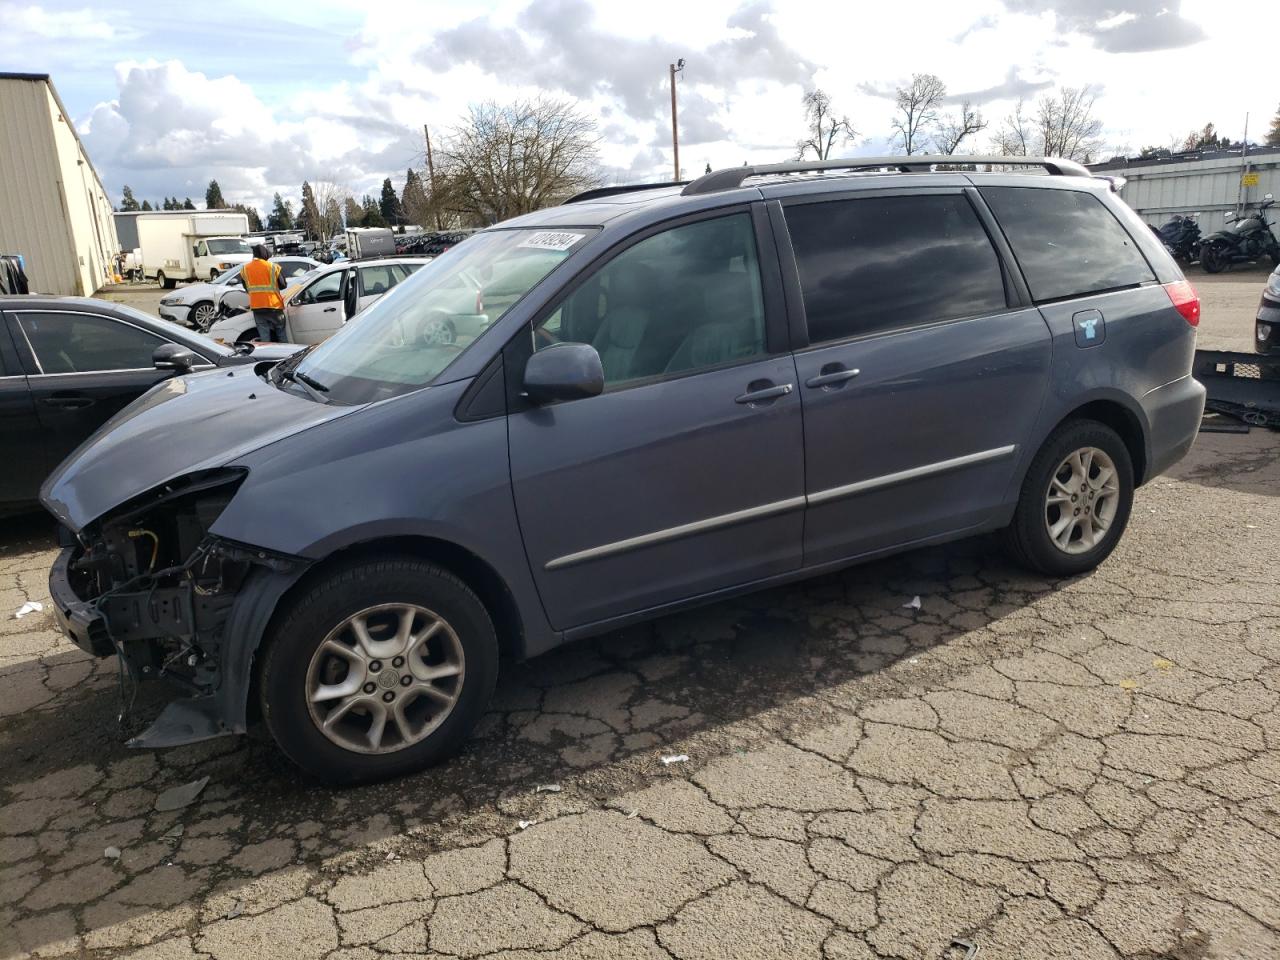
top-left (291, 228), bottom-right (593, 404)
top-left (207, 238), bottom-right (250, 255)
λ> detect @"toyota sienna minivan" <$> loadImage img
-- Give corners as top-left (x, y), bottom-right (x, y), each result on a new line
top-left (41, 156), bottom-right (1205, 782)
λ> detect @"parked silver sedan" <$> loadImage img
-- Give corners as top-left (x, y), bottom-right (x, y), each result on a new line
top-left (158, 257), bottom-right (321, 330)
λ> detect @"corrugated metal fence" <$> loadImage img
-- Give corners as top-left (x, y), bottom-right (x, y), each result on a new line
top-left (1100, 153), bottom-right (1280, 236)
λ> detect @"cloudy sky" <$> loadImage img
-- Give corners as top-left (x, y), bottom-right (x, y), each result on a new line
top-left (3, 0), bottom-right (1275, 213)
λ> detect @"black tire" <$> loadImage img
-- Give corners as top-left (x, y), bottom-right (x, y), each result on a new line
top-left (258, 558), bottom-right (498, 784)
top-left (1200, 243), bottom-right (1227, 274)
top-left (1004, 420), bottom-right (1134, 577)
top-left (234, 328), bottom-right (257, 344)
top-left (190, 301), bottom-right (216, 330)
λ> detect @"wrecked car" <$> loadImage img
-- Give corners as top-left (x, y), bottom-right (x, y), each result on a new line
top-left (43, 157), bottom-right (1205, 783)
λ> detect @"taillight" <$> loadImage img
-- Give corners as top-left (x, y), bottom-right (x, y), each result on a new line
top-left (1164, 280), bottom-right (1200, 327)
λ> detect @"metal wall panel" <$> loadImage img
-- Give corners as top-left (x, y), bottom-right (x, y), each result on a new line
top-left (1111, 155), bottom-right (1280, 237)
top-left (0, 76), bottom-right (120, 296)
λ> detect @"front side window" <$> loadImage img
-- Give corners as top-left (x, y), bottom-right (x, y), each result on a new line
top-left (534, 213), bottom-right (766, 387)
top-left (980, 187), bottom-right (1155, 302)
top-left (292, 228), bottom-right (591, 404)
top-left (298, 271), bottom-right (345, 304)
top-left (195, 241), bottom-right (209, 257)
top-left (18, 312), bottom-right (166, 374)
top-left (784, 194), bottom-right (1008, 345)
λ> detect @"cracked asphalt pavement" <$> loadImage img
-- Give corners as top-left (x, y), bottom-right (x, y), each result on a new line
top-left (2, 429), bottom-right (1278, 959)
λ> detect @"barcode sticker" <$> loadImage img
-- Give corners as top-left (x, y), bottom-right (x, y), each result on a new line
top-left (519, 231), bottom-right (585, 252)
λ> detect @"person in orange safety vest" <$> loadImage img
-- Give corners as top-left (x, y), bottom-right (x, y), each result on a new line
top-left (240, 245), bottom-right (288, 342)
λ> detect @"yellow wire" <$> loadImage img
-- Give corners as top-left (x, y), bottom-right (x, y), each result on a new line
top-left (128, 530), bottom-right (160, 570)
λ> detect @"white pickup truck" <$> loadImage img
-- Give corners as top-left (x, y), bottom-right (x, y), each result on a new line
top-left (136, 212), bottom-right (252, 287)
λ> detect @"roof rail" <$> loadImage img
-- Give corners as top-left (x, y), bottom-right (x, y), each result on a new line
top-left (681, 155), bottom-right (1091, 196)
top-left (565, 181), bottom-right (687, 204)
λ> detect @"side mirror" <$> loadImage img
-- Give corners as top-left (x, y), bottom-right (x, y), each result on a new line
top-left (153, 343), bottom-right (199, 373)
top-left (523, 343), bottom-right (604, 405)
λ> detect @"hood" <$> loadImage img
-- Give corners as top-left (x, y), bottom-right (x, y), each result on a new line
top-left (41, 365), bottom-right (352, 531)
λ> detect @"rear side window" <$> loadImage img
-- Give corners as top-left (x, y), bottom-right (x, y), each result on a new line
top-left (784, 194), bottom-right (1007, 345)
top-left (981, 187), bottom-right (1154, 302)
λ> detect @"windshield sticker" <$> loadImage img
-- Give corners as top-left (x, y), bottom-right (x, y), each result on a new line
top-left (519, 231), bottom-right (586, 252)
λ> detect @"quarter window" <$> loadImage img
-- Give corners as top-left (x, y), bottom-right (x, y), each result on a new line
top-left (534, 213), bottom-right (766, 387)
top-left (18, 312), bottom-right (166, 374)
top-left (784, 194), bottom-right (1008, 345)
top-left (980, 187), bottom-right (1155, 302)
top-left (358, 265), bottom-right (400, 297)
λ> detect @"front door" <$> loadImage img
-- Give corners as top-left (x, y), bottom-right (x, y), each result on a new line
top-left (287, 269), bottom-right (350, 343)
top-left (10, 310), bottom-right (173, 472)
top-left (778, 190), bottom-right (1052, 565)
top-left (507, 210), bottom-right (805, 631)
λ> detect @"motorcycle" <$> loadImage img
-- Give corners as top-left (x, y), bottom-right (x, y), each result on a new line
top-left (1149, 213), bottom-right (1202, 264)
top-left (1200, 193), bottom-right (1279, 274)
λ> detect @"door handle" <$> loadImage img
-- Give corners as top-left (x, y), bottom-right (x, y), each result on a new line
top-left (735, 382), bottom-right (793, 405)
top-left (42, 395), bottom-right (94, 409)
top-left (323, 307), bottom-right (337, 313)
top-left (805, 366), bottom-right (860, 389)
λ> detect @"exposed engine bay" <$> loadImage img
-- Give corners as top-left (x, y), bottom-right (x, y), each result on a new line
top-left (53, 469), bottom-right (301, 714)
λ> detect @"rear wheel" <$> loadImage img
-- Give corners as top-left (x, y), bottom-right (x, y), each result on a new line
top-left (156, 270), bottom-right (176, 289)
top-left (1005, 420), bottom-right (1134, 577)
top-left (1200, 243), bottom-right (1227, 274)
top-left (258, 558), bottom-right (498, 784)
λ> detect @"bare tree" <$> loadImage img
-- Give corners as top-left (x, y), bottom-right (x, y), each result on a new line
top-left (1037, 86), bottom-right (1104, 162)
top-left (439, 98), bottom-right (601, 225)
top-left (795, 89), bottom-right (856, 160)
top-left (990, 87), bottom-right (1104, 162)
top-left (933, 101), bottom-right (987, 155)
top-left (891, 73), bottom-right (946, 155)
top-left (992, 98), bottom-right (1033, 156)
top-left (310, 180), bottom-right (350, 240)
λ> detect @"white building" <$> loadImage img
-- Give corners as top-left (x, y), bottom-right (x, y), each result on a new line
top-left (0, 72), bottom-right (119, 296)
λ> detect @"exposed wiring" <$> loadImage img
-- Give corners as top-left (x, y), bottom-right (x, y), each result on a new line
top-left (128, 529), bottom-right (159, 570)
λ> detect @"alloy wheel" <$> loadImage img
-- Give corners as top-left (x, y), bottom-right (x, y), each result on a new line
top-left (305, 603), bottom-right (465, 754)
top-left (1043, 446), bottom-right (1121, 555)
top-left (191, 302), bottom-right (216, 327)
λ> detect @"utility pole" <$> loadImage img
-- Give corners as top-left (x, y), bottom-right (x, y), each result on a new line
top-left (669, 58), bottom-right (684, 182)
top-left (423, 123), bottom-right (443, 230)
top-left (1236, 112), bottom-right (1251, 214)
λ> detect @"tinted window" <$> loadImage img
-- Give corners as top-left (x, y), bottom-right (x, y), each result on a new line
top-left (981, 187), bottom-right (1155, 302)
top-left (784, 194), bottom-right (1007, 345)
top-left (19, 312), bottom-right (165, 374)
top-left (535, 213), bottom-right (766, 387)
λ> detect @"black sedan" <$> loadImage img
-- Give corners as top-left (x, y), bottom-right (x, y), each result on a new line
top-left (0, 296), bottom-right (300, 512)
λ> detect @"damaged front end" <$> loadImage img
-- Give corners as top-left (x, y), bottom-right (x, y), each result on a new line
top-left (48, 469), bottom-right (307, 747)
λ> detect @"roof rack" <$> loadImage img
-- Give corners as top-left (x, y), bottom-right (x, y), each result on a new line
top-left (681, 155), bottom-right (1091, 196)
top-left (565, 181), bottom-right (687, 204)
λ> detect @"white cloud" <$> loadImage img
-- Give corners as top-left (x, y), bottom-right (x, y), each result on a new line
top-left (11, 4), bottom-right (117, 40)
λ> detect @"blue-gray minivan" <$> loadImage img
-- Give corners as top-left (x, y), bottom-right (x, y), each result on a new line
top-left (42, 157), bottom-right (1205, 782)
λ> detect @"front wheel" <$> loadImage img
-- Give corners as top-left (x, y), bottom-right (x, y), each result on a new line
top-left (190, 301), bottom-right (216, 329)
top-left (258, 558), bottom-right (498, 784)
top-left (1200, 243), bottom-right (1228, 274)
top-left (1004, 420), bottom-right (1134, 577)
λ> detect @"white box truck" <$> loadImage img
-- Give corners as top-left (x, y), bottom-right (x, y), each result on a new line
top-left (345, 227), bottom-right (396, 259)
top-left (137, 212), bottom-right (252, 287)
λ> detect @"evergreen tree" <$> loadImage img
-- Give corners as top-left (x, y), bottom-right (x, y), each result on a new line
top-left (361, 194), bottom-right (387, 228)
top-left (266, 192), bottom-right (295, 231)
top-left (298, 181), bottom-right (321, 240)
top-left (379, 177), bottom-right (404, 226)
top-left (343, 196), bottom-right (364, 228)
top-left (205, 179), bottom-right (226, 209)
top-left (401, 168), bottom-right (429, 227)
top-left (1267, 104), bottom-right (1280, 147)
top-left (140, 200), bottom-right (154, 211)
top-left (182, 197), bottom-right (195, 210)
top-left (232, 204), bottom-right (263, 232)
top-left (119, 185), bottom-right (140, 211)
